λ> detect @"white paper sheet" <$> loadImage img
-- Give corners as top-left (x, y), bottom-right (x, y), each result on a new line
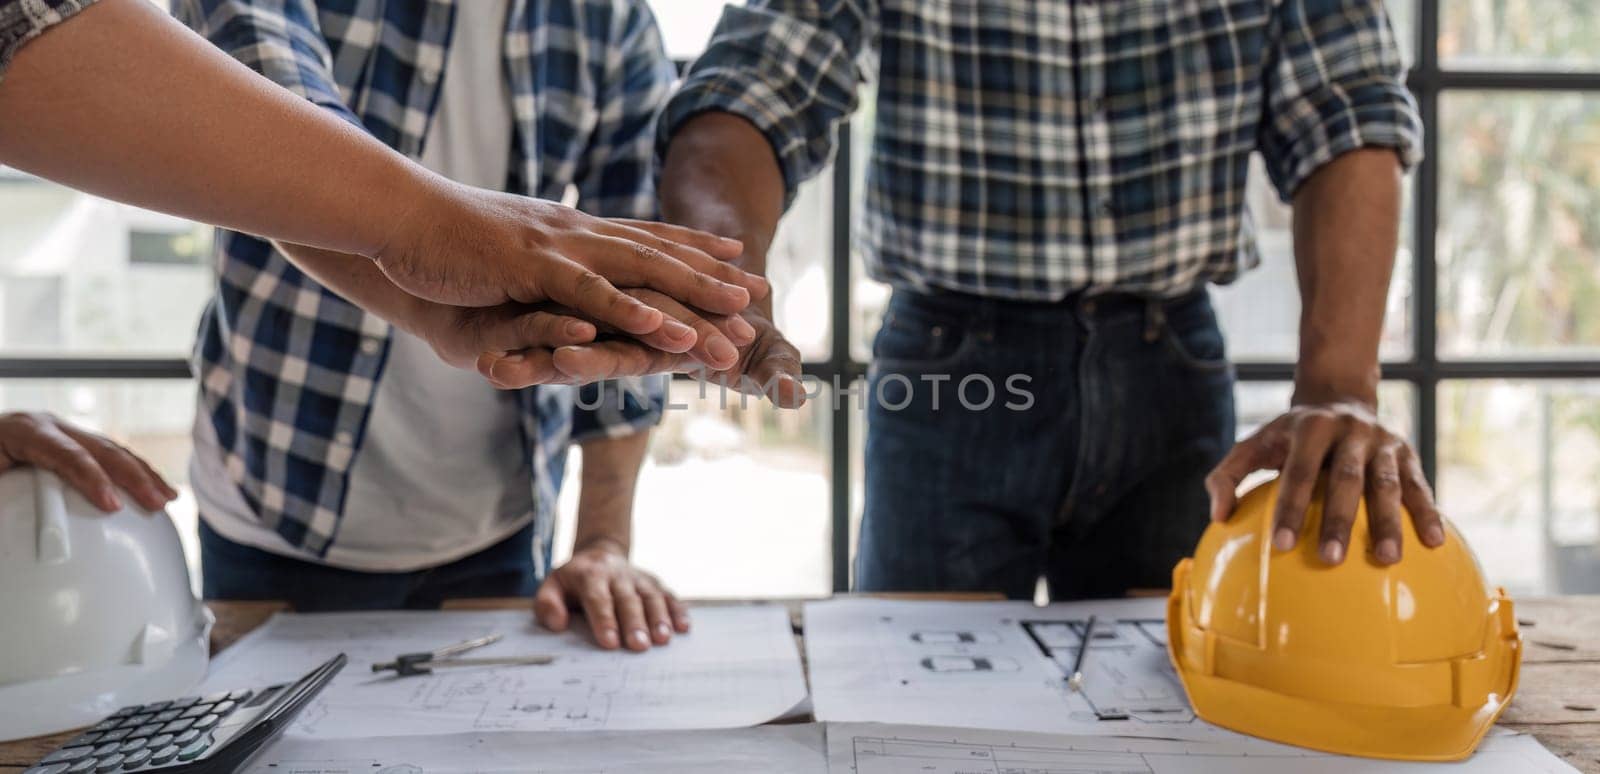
top-left (804, 597), bottom-right (1252, 739)
top-left (200, 605), bottom-right (808, 737)
top-left (826, 723), bottom-right (1577, 774)
top-left (240, 723), bottom-right (826, 773)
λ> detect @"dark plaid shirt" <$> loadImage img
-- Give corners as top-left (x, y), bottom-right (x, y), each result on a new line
top-left (662, 0), bottom-right (1422, 301)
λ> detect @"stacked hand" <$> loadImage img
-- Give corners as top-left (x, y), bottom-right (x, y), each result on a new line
top-left (0, 412), bottom-right (177, 513)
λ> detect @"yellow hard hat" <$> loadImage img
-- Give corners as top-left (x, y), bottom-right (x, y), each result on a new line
top-left (1166, 476), bottom-right (1521, 761)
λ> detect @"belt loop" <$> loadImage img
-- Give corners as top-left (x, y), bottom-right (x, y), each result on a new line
top-left (1143, 300), bottom-right (1164, 343)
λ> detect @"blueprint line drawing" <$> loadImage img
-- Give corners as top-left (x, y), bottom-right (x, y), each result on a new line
top-left (1020, 618), bottom-right (1193, 722)
top-left (201, 606), bottom-right (808, 737)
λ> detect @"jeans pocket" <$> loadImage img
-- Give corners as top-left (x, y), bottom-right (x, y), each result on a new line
top-left (1161, 298), bottom-right (1233, 373)
top-left (871, 300), bottom-right (975, 373)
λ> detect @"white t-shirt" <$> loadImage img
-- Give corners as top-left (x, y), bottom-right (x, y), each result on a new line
top-left (192, 0), bottom-right (533, 571)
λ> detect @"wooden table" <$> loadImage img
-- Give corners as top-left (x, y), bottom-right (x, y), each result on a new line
top-left (5, 595), bottom-right (1599, 772)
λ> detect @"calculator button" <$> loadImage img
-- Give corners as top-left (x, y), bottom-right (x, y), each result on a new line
top-left (129, 724), bottom-right (163, 739)
top-left (178, 705), bottom-right (211, 720)
top-left (226, 689), bottom-right (253, 703)
top-left (139, 701), bottom-right (172, 713)
top-left (191, 715), bottom-right (220, 731)
top-left (176, 737), bottom-right (211, 762)
top-left (64, 758), bottom-right (97, 773)
top-left (90, 744), bottom-right (119, 758)
top-left (95, 730), bottom-right (129, 743)
top-left (87, 719), bottom-right (120, 733)
top-left (172, 729), bottom-right (200, 747)
top-left (23, 764), bottom-right (70, 774)
top-left (168, 696), bottom-right (200, 709)
top-left (148, 745), bottom-right (180, 766)
top-left (211, 700), bottom-right (236, 717)
top-left (153, 710), bottom-right (180, 723)
top-left (117, 739), bottom-right (147, 754)
top-left (115, 714), bottom-right (152, 729)
top-left (107, 707), bottom-right (137, 719)
top-left (62, 733), bottom-right (100, 748)
top-left (94, 754), bottom-right (124, 772)
top-left (119, 749), bottom-right (151, 770)
top-left (41, 747), bottom-right (94, 765)
top-left (146, 734), bottom-right (172, 750)
top-left (157, 719), bottom-right (193, 734)
top-left (202, 691), bottom-right (231, 703)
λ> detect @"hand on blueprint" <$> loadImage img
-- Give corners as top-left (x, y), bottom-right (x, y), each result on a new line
top-left (534, 538), bottom-right (691, 652)
top-left (474, 289), bottom-right (759, 388)
top-left (0, 412), bottom-right (177, 513)
top-left (1205, 399), bottom-right (1445, 567)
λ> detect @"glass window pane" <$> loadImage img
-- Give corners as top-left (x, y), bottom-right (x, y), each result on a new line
top-left (1211, 157), bottom-right (1415, 362)
top-left (646, 0), bottom-right (729, 60)
top-left (1437, 92), bottom-right (1600, 358)
top-left (1387, 0), bottom-right (1418, 70)
top-left (769, 168), bottom-right (834, 362)
top-left (556, 379), bottom-right (833, 598)
top-left (1441, 0), bottom-right (1600, 71)
top-left (0, 379), bottom-right (201, 580)
top-left (1439, 380), bottom-right (1600, 595)
top-left (0, 174), bottom-right (213, 355)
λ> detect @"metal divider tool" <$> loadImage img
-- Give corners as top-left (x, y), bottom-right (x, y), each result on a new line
top-left (371, 634), bottom-right (556, 677)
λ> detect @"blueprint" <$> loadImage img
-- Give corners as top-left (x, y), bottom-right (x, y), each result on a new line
top-left (240, 723), bottom-right (826, 774)
top-left (826, 723), bottom-right (1578, 774)
top-left (200, 605), bottom-right (808, 737)
top-left (804, 597), bottom-right (1266, 741)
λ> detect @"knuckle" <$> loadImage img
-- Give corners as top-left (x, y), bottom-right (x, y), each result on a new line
top-left (572, 270), bottom-right (609, 297)
top-left (1331, 459), bottom-right (1364, 483)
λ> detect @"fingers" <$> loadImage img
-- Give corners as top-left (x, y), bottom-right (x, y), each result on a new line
top-left (578, 576), bottom-right (622, 650)
top-left (744, 334), bottom-right (806, 408)
top-left (551, 341), bottom-right (699, 382)
top-left (474, 309), bottom-right (598, 355)
top-left (0, 414), bottom-right (121, 511)
top-left (1399, 445), bottom-right (1447, 548)
top-left (476, 350), bottom-right (570, 389)
top-left (611, 579), bottom-right (652, 653)
top-left (1366, 444), bottom-right (1406, 565)
top-left (580, 235), bottom-right (753, 317)
top-left (609, 219), bottom-right (769, 300)
top-left (59, 424), bottom-right (177, 512)
top-left (1272, 413), bottom-right (1340, 553)
top-left (666, 589), bottom-right (691, 634)
top-left (541, 260), bottom-right (666, 336)
top-left (622, 289), bottom-right (750, 371)
top-left (1317, 428), bottom-right (1373, 566)
top-left (638, 579), bottom-right (675, 645)
top-left (1204, 428), bottom-right (1288, 523)
top-left (533, 573), bottom-right (571, 632)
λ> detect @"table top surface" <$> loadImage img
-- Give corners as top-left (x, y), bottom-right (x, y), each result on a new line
top-left (5, 594), bottom-right (1599, 772)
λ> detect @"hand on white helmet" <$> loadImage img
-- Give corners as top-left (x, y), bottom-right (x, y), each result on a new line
top-left (0, 412), bottom-right (176, 513)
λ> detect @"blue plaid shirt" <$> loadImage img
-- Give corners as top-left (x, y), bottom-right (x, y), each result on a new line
top-left (662, 0), bottom-right (1422, 301)
top-left (176, 0), bottom-right (671, 563)
top-left (0, 0), bottom-right (97, 82)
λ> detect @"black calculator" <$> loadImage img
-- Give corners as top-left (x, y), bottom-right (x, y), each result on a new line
top-left (25, 654), bottom-right (346, 774)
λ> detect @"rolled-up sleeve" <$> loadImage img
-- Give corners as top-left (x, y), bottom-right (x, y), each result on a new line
top-left (569, 375), bottom-right (668, 443)
top-left (657, 0), bottom-right (877, 206)
top-left (1258, 0), bottom-right (1422, 201)
top-left (0, 0), bottom-right (98, 83)
top-left (173, 0), bottom-right (362, 130)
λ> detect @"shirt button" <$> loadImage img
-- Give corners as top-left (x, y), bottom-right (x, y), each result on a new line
top-left (359, 338), bottom-right (381, 356)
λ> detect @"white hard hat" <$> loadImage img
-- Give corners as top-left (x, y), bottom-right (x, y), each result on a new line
top-left (0, 468), bottom-right (212, 742)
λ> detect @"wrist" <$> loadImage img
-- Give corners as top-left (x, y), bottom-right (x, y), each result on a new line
top-left (368, 165), bottom-right (466, 264)
top-left (1292, 358), bottom-right (1379, 409)
top-left (573, 534), bottom-right (629, 558)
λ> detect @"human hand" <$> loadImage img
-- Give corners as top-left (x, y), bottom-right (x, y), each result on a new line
top-left (0, 412), bottom-right (177, 512)
top-left (375, 182), bottom-right (769, 334)
top-left (471, 289), bottom-right (760, 388)
top-left (533, 538), bottom-right (689, 652)
top-left (1204, 399), bottom-right (1445, 566)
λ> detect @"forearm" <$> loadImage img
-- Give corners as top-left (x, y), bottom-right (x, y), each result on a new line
top-left (573, 431), bottom-right (651, 555)
top-left (658, 113), bottom-right (787, 278)
top-left (0, 0), bottom-right (441, 258)
top-left (1290, 148), bottom-right (1402, 408)
top-left (272, 242), bottom-right (437, 336)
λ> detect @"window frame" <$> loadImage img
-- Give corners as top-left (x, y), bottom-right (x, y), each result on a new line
top-left (10, 1), bottom-right (1600, 592)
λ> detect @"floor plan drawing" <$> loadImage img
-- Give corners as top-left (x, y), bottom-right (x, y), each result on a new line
top-left (200, 606), bottom-right (809, 737)
top-left (1021, 618), bottom-right (1193, 722)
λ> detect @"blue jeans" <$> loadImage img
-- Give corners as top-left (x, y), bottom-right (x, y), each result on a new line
top-left (200, 520), bottom-right (541, 611)
top-left (858, 288), bottom-right (1236, 600)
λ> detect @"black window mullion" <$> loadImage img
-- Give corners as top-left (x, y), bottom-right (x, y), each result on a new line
top-left (1415, 0), bottom-right (1442, 486)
